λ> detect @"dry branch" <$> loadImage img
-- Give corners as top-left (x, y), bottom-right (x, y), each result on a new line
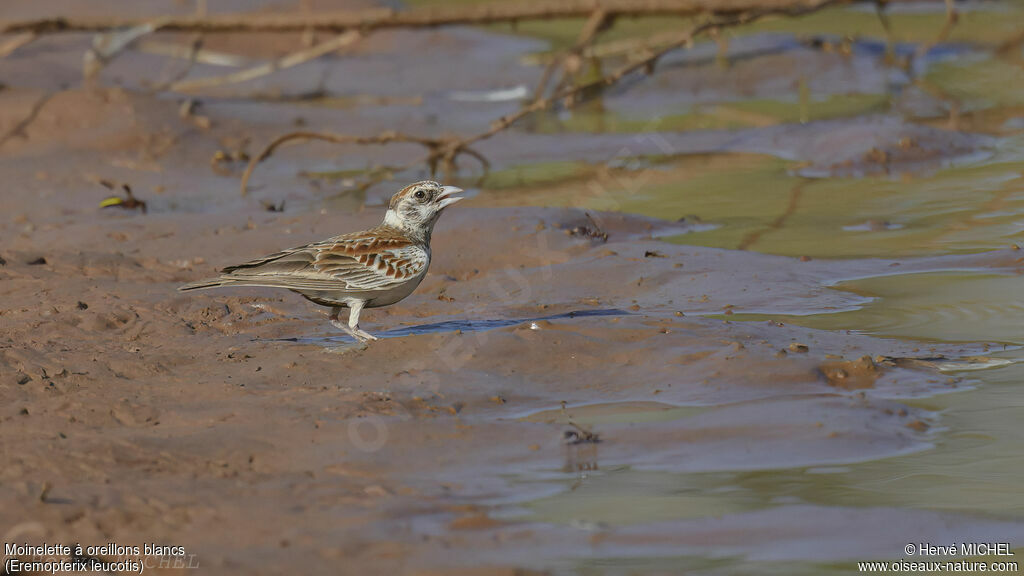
top-left (0, 0), bottom-right (923, 34)
top-left (454, 0), bottom-right (852, 154)
top-left (915, 0), bottom-right (958, 59)
top-left (240, 131), bottom-right (490, 195)
top-left (531, 8), bottom-right (611, 104)
top-left (238, 0), bottom-right (851, 196)
top-left (170, 30), bottom-right (360, 92)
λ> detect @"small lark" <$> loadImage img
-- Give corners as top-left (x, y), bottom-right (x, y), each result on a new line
top-left (179, 181), bottom-right (462, 342)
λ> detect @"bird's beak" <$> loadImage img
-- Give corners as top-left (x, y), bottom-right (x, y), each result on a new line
top-left (436, 185), bottom-right (464, 209)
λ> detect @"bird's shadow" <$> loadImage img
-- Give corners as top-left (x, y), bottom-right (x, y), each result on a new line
top-left (265, 308), bottom-right (630, 346)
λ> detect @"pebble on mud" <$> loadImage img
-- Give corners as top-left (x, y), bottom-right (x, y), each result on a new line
top-left (820, 356), bottom-right (879, 390)
top-left (789, 343), bottom-right (809, 353)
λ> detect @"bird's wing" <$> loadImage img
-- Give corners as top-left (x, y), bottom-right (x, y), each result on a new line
top-left (220, 227), bottom-right (428, 292)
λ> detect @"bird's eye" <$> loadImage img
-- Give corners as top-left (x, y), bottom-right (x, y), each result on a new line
top-left (414, 190), bottom-right (426, 200)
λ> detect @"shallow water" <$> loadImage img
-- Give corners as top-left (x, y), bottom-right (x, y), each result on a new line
top-left (450, 6), bottom-right (1024, 571)
top-left (509, 267), bottom-right (1024, 571)
top-left (276, 307), bottom-right (630, 344)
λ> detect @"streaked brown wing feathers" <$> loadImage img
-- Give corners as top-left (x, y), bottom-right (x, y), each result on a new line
top-left (218, 226), bottom-right (426, 292)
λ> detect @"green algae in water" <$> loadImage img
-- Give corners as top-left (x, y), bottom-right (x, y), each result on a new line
top-left (666, 159), bottom-right (1024, 259)
top-left (742, 3), bottom-right (1024, 46)
top-left (656, 154), bottom-right (1023, 259)
top-left (475, 160), bottom-right (595, 190)
top-left (475, 151), bottom-right (1024, 260)
top-left (532, 93), bottom-right (892, 134)
top-left (409, 0), bottom-right (1024, 50)
top-left (925, 58), bottom-right (1024, 112)
top-left (716, 271), bottom-right (1024, 345)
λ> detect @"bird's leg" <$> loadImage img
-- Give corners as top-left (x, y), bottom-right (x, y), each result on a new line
top-left (346, 300), bottom-right (378, 342)
top-left (329, 306), bottom-right (366, 343)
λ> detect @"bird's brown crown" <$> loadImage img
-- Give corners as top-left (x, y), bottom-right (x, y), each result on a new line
top-left (389, 181), bottom-right (441, 210)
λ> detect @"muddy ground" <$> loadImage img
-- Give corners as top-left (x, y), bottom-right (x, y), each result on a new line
top-left (2, 1), bottom-right (1024, 575)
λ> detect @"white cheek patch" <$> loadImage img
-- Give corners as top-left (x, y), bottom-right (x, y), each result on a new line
top-left (383, 209), bottom-right (403, 228)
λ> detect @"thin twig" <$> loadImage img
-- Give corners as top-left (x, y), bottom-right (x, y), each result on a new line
top-left (873, 0), bottom-right (895, 61)
top-left (135, 39), bottom-right (248, 66)
top-left (914, 0), bottom-right (957, 60)
top-left (0, 92), bottom-right (55, 149)
top-left (240, 131), bottom-right (444, 195)
top-left (0, 32), bottom-right (36, 58)
top-left (148, 0), bottom-right (207, 92)
top-left (554, 9), bottom-right (612, 103)
top-left (148, 34), bottom-right (204, 92)
top-left (83, 20), bottom-right (166, 79)
top-left (531, 8), bottom-right (610, 104)
top-left (170, 30), bottom-right (360, 92)
top-left (0, 0), bottom-right (890, 34)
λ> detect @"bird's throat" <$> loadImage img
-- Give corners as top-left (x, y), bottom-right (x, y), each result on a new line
top-left (381, 209), bottom-right (433, 244)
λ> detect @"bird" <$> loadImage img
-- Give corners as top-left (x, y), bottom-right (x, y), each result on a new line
top-left (179, 180), bottom-right (463, 342)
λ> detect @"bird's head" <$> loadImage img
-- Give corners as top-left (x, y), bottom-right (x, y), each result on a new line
top-left (382, 180), bottom-right (463, 242)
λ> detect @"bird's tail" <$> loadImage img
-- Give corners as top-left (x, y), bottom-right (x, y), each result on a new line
top-left (178, 277), bottom-right (237, 292)
top-left (178, 276), bottom-right (305, 292)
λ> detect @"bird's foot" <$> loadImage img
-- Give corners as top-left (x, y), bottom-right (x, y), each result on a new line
top-left (331, 319), bottom-right (378, 343)
top-left (352, 326), bottom-right (378, 342)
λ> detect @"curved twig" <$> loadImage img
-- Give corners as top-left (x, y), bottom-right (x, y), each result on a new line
top-left (240, 131), bottom-right (445, 195)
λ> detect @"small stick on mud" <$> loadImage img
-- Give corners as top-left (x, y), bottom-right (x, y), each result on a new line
top-left (0, 91), bottom-right (55, 150)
